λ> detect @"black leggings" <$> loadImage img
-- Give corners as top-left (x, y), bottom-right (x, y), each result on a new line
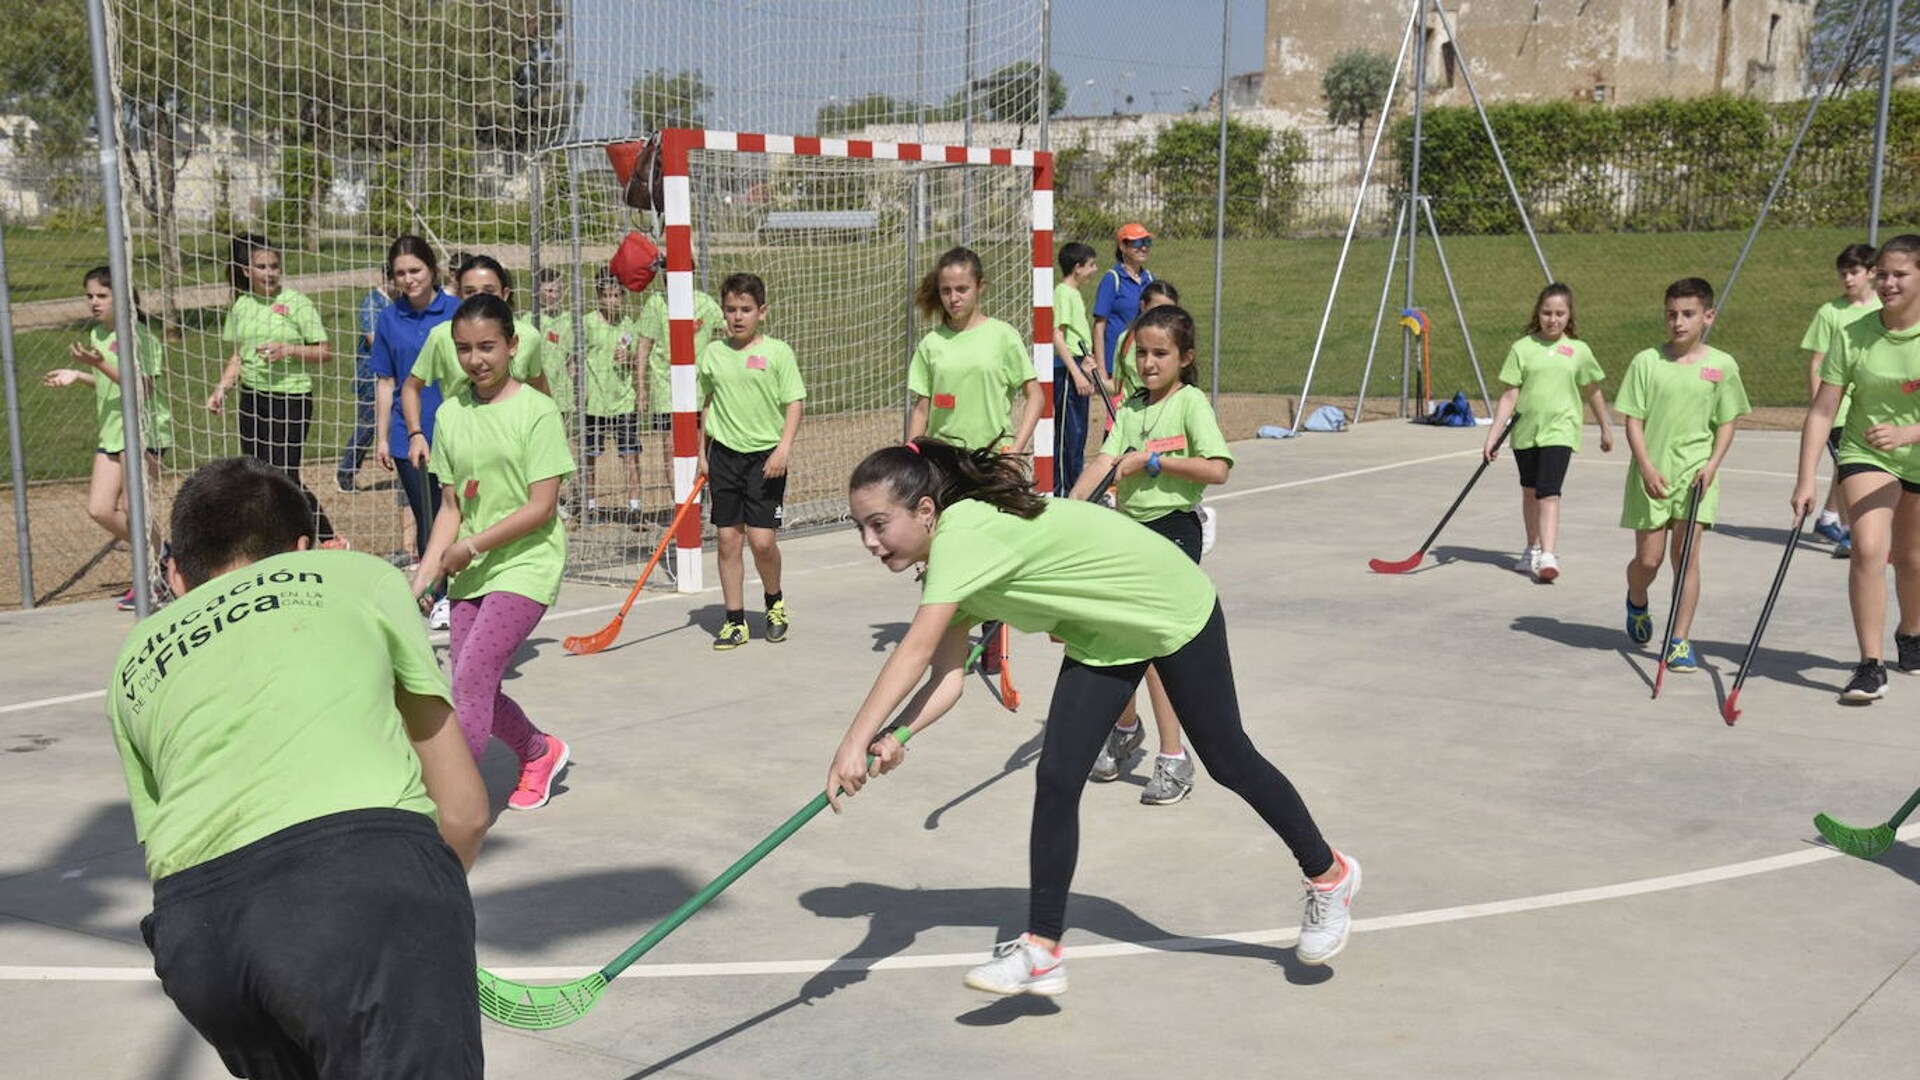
top-left (239, 390), bottom-right (336, 540)
top-left (1027, 601), bottom-right (1334, 940)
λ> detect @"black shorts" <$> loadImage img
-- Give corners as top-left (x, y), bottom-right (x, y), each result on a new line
top-left (141, 809), bottom-right (481, 1080)
top-left (97, 447), bottom-right (167, 460)
top-left (583, 412), bottom-right (640, 456)
top-left (1827, 426), bottom-right (1844, 455)
top-left (708, 440), bottom-right (787, 529)
top-left (1837, 460), bottom-right (1920, 495)
top-left (1142, 509), bottom-right (1204, 564)
top-left (1514, 445), bottom-right (1573, 498)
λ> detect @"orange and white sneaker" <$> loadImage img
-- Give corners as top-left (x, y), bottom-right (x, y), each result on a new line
top-left (507, 735), bottom-right (570, 811)
top-left (963, 933), bottom-right (1068, 996)
top-left (1297, 851), bottom-right (1361, 965)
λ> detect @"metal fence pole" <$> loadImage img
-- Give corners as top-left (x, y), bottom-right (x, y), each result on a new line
top-left (1402, 0), bottom-right (1428, 416)
top-left (0, 213), bottom-right (33, 608)
top-left (86, 0), bottom-right (154, 617)
top-left (1209, 0), bottom-right (1230, 407)
top-left (1868, 0), bottom-right (1897, 244)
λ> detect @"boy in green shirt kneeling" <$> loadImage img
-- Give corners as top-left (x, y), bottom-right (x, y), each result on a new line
top-left (1616, 278), bottom-right (1752, 674)
top-left (698, 273), bottom-right (806, 649)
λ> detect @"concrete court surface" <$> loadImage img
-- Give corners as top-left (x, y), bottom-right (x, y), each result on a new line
top-left (3, 420), bottom-right (1919, 1079)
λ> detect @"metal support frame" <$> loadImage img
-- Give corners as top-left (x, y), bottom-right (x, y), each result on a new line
top-left (1, 214), bottom-right (31, 608)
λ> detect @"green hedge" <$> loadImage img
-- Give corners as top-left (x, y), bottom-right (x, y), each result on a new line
top-left (1397, 90), bottom-right (1920, 235)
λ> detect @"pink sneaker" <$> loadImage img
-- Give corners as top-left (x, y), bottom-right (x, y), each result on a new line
top-left (507, 735), bottom-right (569, 811)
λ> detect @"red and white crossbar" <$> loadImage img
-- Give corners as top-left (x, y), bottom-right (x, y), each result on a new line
top-left (654, 128), bottom-right (1055, 592)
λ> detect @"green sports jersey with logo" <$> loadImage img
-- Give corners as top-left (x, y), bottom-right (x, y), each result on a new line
top-left (410, 315), bottom-right (549, 398)
top-left (108, 550), bottom-right (448, 881)
top-left (222, 289), bottom-right (328, 393)
top-left (638, 291), bottom-right (725, 414)
top-left (907, 318), bottom-right (1033, 451)
top-left (582, 311), bottom-right (638, 417)
top-left (533, 311), bottom-right (576, 412)
top-left (697, 336), bottom-right (806, 453)
top-left (1821, 315), bottom-right (1920, 483)
top-left (1054, 282), bottom-right (1092, 357)
top-left (1614, 346), bottom-right (1751, 529)
top-left (1497, 334), bottom-right (1605, 451)
top-left (1802, 296), bottom-right (1881, 428)
top-left (1100, 384), bottom-right (1233, 522)
top-left (430, 384), bottom-right (575, 605)
top-left (89, 324), bottom-right (174, 453)
top-left (920, 497), bottom-right (1216, 666)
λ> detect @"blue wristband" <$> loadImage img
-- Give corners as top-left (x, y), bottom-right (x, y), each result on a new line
top-left (1146, 451), bottom-right (1162, 476)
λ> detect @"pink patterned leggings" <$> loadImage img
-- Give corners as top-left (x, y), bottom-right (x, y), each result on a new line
top-left (447, 592), bottom-right (549, 764)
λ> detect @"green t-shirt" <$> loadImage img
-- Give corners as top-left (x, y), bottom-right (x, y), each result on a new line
top-left (907, 318), bottom-right (1034, 451)
top-left (1054, 282), bottom-right (1091, 358)
top-left (1112, 328), bottom-right (1143, 398)
top-left (534, 311), bottom-right (576, 413)
top-left (1099, 384), bottom-right (1233, 522)
top-left (107, 550), bottom-right (448, 881)
top-left (222, 289), bottom-right (328, 393)
top-left (582, 311), bottom-right (639, 417)
top-left (1497, 334), bottom-right (1606, 451)
top-left (697, 336), bottom-right (806, 453)
top-left (1821, 314), bottom-right (1920, 484)
top-left (920, 498), bottom-right (1216, 666)
top-left (89, 324), bottom-right (174, 453)
top-left (1613, 346), bottom-right (1751, 529)
top-left (430, 384), bottom-right (576, 605)
top-left (637, 291), bottom-right (725, 414)
top-left (411, 315), bottom-right (548, 398)
top-left (1802, 296), bottom-right (1880, 428)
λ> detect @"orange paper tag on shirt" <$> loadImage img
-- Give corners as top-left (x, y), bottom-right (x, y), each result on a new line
top-left (1701, 368), bottom-right (1723, 383)
top-left (546, 330), bottom-right (560, 343)
top-left (107, 340), bottom-right (119, 354)
top-left (1903, 379), bottom-right (1920, 394)
top-left (1147, 435), bottom-right (1188, 454)
top-left (271, 303), bottom-right (289, 317)
top-left (463, 479), bottom-right (479, 501)
top-left (746, 354), bottom-right (768, 370)
top-left (1556, 344), bottom-right (1575, 357)
top-left (933, 393), bottom-right (957, 409)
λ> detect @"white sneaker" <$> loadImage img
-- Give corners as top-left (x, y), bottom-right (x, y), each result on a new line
top-left (1515, 545), bottom-right (1540, 574)
top-left (1198, 504), bottom-right (1217, 555)
top-left (1535, 551), bottom-right (1560, 583)
top-left (427, 596), bottom-right (451, 631)
top-left (1297, 851), bottom-right (1361, 965)
top-left (963, 934), bottom-right (1068, 996)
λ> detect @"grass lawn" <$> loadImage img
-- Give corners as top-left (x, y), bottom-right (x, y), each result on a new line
top-left (5, 227), bottom-right (1854, 482)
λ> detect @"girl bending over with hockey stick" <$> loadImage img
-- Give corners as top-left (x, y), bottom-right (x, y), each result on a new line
top-left (827, 437), bottom-right (1359, 996)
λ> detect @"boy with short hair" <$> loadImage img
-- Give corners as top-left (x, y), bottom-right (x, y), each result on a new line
top-left (635, 272), bottom-right (726, 510)
top-left (108, 457), bottom-right (488, 1078)
top-left (533, 266), bottom-right (577, 418)
top-left (697, 272), bottom-right (806, 649)
top-left (1799, 243), bottom-right (1882, 558)
top-left (1616, 278), bottom-right (1752, 673)
top-left (1052, 241), bottom-right (1101, 494)
top-left (581, 269), bottom-right (643, 523)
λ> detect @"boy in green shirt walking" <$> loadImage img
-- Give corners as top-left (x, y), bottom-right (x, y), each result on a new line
top-left (1616, 278), bottom-right (1752, 674)
top-left (698, 273), bottom-right (806, 649)
top-left (1799, 243), bottom-right (1882, 557)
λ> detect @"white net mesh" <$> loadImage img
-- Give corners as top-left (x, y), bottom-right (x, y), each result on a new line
top-left (83, 0), bottom-right (1042, 598)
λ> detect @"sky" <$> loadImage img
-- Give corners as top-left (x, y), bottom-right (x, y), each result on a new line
top-left (566, 0), bottom-right (1270, 140)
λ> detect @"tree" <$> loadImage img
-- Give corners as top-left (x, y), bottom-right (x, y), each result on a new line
top-left (1809, 0), bottom-right (1920, 94)
top-left (1322, 49), bottom-right (1398, 156)
top-left (1119, 118), bottom-right (1309, 238)
top-left (629, 69), bottom-right (712, 133)
top-left (975, 62), bottom-right (1068, 125)
top-left (816, 93), bottom-right (920, 137)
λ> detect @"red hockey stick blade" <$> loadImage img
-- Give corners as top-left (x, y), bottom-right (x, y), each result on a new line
top-left (1651, 664), bottom-right (1666, 700)
top-left (1368, 552), bottom-right (1425, 574)
top-left (1720, 689), bottom-right (1741, 726)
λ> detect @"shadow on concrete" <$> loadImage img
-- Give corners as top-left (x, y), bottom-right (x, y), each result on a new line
top-left (0, 802), bottom-right (146, 944)
top-left (472, 864), bottom-right (704, 953)
top-left (923, 728), bottom-right (1045, 831)
top-left (1430, 544), bottom-right (1524, 574)
top-left (869, 621), bottom-right (909, 653)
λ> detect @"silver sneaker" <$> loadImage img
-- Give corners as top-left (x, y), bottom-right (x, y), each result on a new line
top-left (1089, 724), bottom-right (1144, 783)
top-left (1514, 545), bottom-right (1540, 575)
top-left (1139, 754), bottom-right (1195, 805)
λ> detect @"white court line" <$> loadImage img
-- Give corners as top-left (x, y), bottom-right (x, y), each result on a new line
top-left (1208, 449), bottom-right (1478, 504)
top-left (6, 825), bottom-right (1912, 983)
top-left (0, 690), bottom-right (107, 715)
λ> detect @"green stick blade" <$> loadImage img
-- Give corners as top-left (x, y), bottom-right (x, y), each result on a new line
top-left (476, 968), bottom-right (608, 1030)
top-left (1813, 813), bottom-right (1895, 860)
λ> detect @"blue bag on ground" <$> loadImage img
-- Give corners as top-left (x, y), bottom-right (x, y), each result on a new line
top-left (1303, 405), bottom-right (1348, 432)
top-left (1423, 391), bottom-right (1475, 427)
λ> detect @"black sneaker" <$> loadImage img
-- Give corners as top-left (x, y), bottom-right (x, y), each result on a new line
top-left (1896, 633), bottom-right (1920, 674)
top-left (1840, 660), bottom-right (1888, 704)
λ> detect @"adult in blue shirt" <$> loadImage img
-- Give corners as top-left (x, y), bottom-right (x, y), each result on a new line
top-left (1092, 222), bottom-right (1156, 379)
top-left (371, 236), bottom-right (456, 581)
top-left (337, 269), bottom-right (395, 491)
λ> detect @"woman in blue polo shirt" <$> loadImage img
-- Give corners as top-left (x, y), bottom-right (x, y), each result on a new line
top-left (371, 235), bottom-right (458, 623)
top-left (1092, 222), bottom-right (1156, 380)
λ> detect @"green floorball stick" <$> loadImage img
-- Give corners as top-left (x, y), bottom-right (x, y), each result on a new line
top-left (1814, 785), bottom-right (1920, 860)
top-left (476, 728), bottom-right (915, 1030)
